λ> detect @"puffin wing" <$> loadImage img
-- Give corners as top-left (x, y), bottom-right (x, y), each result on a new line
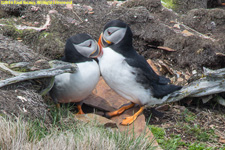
top-left (124, 56), bottom-right (181, 98)
top-left (124, 55), bottom-right (170, 85)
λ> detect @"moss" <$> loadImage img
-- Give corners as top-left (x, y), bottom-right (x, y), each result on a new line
top-left (39, 32), bottom-right (50, 39)
top-left (161, 0), bottom-right (176, 10)
top-left (0, 23), bottom-right (38, 41)
top-left (10, 67), bottom-right (28, 72)
top-left (38, 33), bottom-right (64, 59)
top-left (0, 18), bottom-right (64, 59)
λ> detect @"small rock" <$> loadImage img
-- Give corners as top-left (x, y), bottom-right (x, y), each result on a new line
top-left (84, 77), bottom-right (129, 111)
top-left (201, 95), bottom-right (213, 104)
top-left (192, 70), bottom-right (197, 75)
top-left (74, 113), bottom-right (118, 129)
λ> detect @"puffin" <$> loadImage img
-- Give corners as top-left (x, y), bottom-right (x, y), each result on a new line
top-left (95, 20), bottom-right (182, 125)
top-left (49, 33), bottom-right (101, 114)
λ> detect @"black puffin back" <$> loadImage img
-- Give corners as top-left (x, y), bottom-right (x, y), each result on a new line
top-left (63, 33), bottom-right (93, 63)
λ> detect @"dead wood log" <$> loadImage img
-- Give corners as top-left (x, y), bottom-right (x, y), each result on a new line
top-left (146, 67), bottom-right (225, 107)
top-left (0, 61), bottom-right (77, 88)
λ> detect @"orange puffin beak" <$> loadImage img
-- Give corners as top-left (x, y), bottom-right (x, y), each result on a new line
top-left (89, 40), bottom-right (103, 58)
top-left (98, 33), bottom-right (103, 51)
top-left (96, 33), bottom-right (104, 57)
top-left (98, 32), bottom-right (112, 47)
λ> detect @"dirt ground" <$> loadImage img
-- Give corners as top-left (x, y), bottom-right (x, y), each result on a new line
top-left (0, 0), bottom-right (225, 148)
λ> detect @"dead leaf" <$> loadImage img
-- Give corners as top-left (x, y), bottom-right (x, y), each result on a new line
top-left (157, 46), bottom-right (176, 52)
top-left (158, 60), bottom-right (174, 75)
top-left (177, 77), bottom-right (184, 82)
top-left (147, 59), bottom-right (161, 75)
top-left (177, 71), bottom-right (182, 76)
top-left (173, 24), bottom-right (180, 29)
top-left (22, 22), bottom-right (33, 26)
top-left (88, 11), bottom-right (95, 14)
top-left (185, 75), bottom-right (191, 80)
top-left (66, 4), bottom-right (73, 9)
top-left (182, 30), bottom-right (194, 36)
top-left (83, 5), bottom-right (93, 11)
top-left (148, 45), bottom-right (176, 51)
top-left (216, 52), bottom-right (225, 57)
top-left (156, 104), bottom-right (170, 111)
top-left (219, 137), bottom-right (225, 144)
top-left (196, 48), bottom-right (204, 54)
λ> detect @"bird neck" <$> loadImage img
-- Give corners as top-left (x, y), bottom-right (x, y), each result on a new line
top-left (109, 43), bottom-right (135, 58)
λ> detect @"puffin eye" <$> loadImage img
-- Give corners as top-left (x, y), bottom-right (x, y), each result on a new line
top-left (107, 30), bottom-right (112, 35)
top-left (88, 41), bottom-right (92, 47)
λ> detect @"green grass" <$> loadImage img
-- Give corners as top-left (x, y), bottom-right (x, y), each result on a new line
top-left (188, 143), bottom-right (213, 150)
top-left (149, 108), bottom-right (222, 150)
top-left (182, 108), bottom-right (196, 123)
top-left (149, 125), bottom-right (186, 150)
top-left (182, 124), bottom-right (218, 142)
top-left (161, 0), bottom-right (176, 9)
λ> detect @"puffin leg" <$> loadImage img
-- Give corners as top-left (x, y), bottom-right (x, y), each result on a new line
top-left (120, 106), bottom-right (144, 126)
top-left (76, 103), bottom-right (85, 114)
top-left (104, 103), bottom-right (135, 118)
top-left (56, 103), bottom-right (60, 109)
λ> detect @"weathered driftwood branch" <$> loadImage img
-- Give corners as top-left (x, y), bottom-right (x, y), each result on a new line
top-left (0, 62), bottom-right (21, 76)
top-left (0, 61), bottom-right (77, 88)
top-left (15, 14), bottom-right (51, 31)
top-left (146, 67), bottom-right (225, 107)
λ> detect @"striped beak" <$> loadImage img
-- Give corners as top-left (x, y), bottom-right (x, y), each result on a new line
top-left (89, 41), bottom-right (102, 58)
top-left (98, 32), bottom-right (112, 48)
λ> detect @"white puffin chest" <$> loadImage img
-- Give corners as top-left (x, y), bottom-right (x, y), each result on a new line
top-left (98, 47), bottom-right (153, 105)
top-left (54, 60), bottom-right (100, 103)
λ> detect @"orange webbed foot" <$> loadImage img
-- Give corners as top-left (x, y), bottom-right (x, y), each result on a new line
top-left (120, 106), bottom-right (144, 126)
top-left (104, 103), bottom-right (135, 118)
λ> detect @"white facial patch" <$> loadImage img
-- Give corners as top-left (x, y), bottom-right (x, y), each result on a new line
top-left (103, 27), bottom-right (127, 44)
top-left (73, 39), bottom-right (97, 58)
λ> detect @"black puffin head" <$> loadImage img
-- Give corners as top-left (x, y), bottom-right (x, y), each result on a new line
top-left (98, 20), bottom-right (133, 56)
top-left (62, 33), bottom-right (101, 63)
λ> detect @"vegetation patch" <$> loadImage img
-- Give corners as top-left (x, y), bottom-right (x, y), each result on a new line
top-left (161, 0), bottom-right (176, 9)
top-left (0, 106), bottom-right (155, 150)
top-left (148, 105), bottom-right (225, 150)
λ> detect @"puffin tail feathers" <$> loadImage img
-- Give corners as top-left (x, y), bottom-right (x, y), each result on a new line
top-left (152, 84), bottom-right (182, 98)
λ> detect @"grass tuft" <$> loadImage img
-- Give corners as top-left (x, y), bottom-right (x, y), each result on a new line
top-left (0, 106), bottom-right (155, 150)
